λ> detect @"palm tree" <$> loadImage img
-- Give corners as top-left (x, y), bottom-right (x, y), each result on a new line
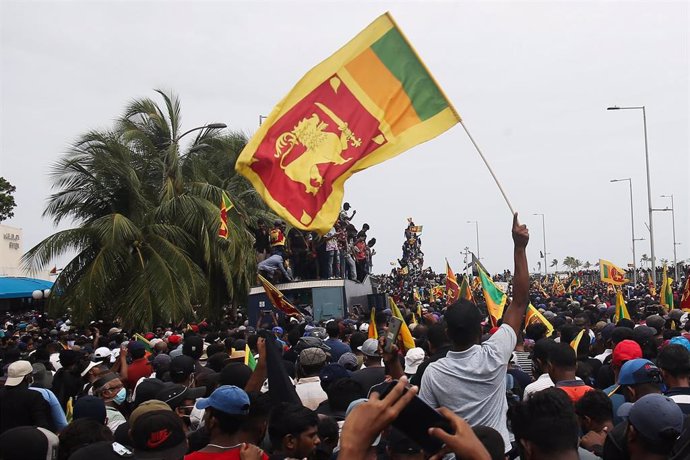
top-left (583, 261), bottom-right (591, 270)
top-left (550, 259), bottom-right (558, 270)
top-left (562, 256), bottom-right (579, 272)
top-left (23, 91), bottom-right (267, 328)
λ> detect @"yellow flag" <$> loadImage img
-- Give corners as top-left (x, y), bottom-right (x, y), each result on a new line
top-left (525, 303), bottom-right (554, 337)
top-left (570, 329), bottom-right (585, 353)
top-left (389, 298), bottom-right (416, 350)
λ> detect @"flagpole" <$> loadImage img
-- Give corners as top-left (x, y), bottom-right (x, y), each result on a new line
top-left (460, 120), bottom-right (515, 215)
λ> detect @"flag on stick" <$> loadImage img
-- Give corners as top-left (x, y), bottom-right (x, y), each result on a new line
top-left (218, 191), bottom-right (234, 239)
top-left (389, 298), bottom-right (416, 350)
top-left (681, 274), bottom-right (690, 311)
top-left (459, 275), bottom-right (475, 304)
top-left (236, 13), bottom-right (460, 233)
top-left (570, 329), bottom-right (585, 353)
top-left (258, 275), bottom-right (303, 317)
top-left (445, 259), bottom-right (460, 305)
top-left (525, 304), bottom-right (554, 336)
top-left (648, 272), bottom-right (657, 297)
top-left (133, 333), bottom-right (153, 352)
top-left (614, 289), bottom-right (630, 323)
top-left (600, 259), bottom-right (629, 285)
top-left (368, 307), bottom-right (378, 340)
top-left (476, 265), bottom-right (506, 326)
top-left (244, 344), bottom-right (257, 370)
top-left (661, 264), bottom-right (674, 309)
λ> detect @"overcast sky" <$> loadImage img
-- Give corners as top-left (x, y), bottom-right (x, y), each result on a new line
top-left (1, 0), bottom-right (688, 277)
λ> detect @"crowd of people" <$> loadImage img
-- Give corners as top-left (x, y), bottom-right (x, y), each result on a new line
top-left (1, 213), bottom-right (690, 460)
top-left (256, 202), bottom-right (376, 283)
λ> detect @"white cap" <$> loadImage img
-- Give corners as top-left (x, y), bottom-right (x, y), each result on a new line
top-left (80, 361), bottom-right (99, 377)
top-left (5, 360), bottom-right (33, 386)
top-left (94, 347), bottom-right (112, 359)
top-left (404, 347), bottom-right (425, 374)
top-left (359, 323), bottom-right (369, 333)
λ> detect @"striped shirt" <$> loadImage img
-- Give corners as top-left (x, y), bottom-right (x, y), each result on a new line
top-left (513, 350), bottom-right (533, 379)
top-left (665, 387), bottom-right (690, 415)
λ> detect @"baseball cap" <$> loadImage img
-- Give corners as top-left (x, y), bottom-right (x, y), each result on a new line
top-left (618, 358), bottom-right (661, 385)
top-left (359, 323), bottom-right (369, 333)
top-left (68, 441), bottom-right (133, 460)
top-left (94, 347), bottom-right (112, 359)
top-left (73, 395), bottom-right (106, 424)
top-left (155, 383), bottom-right (206, 410)
top-left (5, 360), bottom-right (33, 386)
top-left (167, 334), bottom-right (181, 345)
top-left (183, 336), bottom-right (204, 358)
top-left (133, 378), bottom-right (167, 407)
top-left (669, 336), bottom-right (690, 352)
top-left (300, 347), bottom-right (327, 366)
top-left (617, 394), bottom-right (684, 443)
top-left (169, 355), bottom-right (195, 379)
top-left (358, 338), bottom-right (380, 357)
top-left (129, 400), bottom-right (172, 426)
top-left (645, 314), bottom-right (665, 332)
top-left (195, 385), bottom-right (250, 415)
top-left (319, 364), bottom-right (350, 388)
top-left (128, 341), bottom-right (145, 352)
top-left (0, 426), bottom-right (59, 460)
top-left (611, 339), bottom-right (642, 368)
top-left (338, 352), bottom-right (359, 371)
top-left (107, 327), bottom-right (122, 335)
top-left (404, 347), bottom-right (425, 374)
top-left (130, 408), bottom-right (187, 460)
top-left (272, 326), bottom-right (284, 335)
top-left (80, 360), bottom-right (99, 377)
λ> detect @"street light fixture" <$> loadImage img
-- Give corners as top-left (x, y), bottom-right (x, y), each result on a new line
top-left (533, 213), bottom-right (547, 276)
top-left (607, 105), bottom-right (656, 284)
top-left (610, 178), bottom-right (638, 284)
top-left (177, 123), bottom-right (227, 142)
top-left (660, 194), bottom-right (679, 280)
top-left (466, 221), bottom-right (479, 260)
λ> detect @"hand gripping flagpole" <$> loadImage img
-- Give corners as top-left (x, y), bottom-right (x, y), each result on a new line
top-left (459, 120), bottom-right (516, 215)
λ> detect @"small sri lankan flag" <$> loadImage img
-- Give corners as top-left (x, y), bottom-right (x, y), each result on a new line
top-left (236, 13), bottom-right (460, 233)
top-left (218, 191), bottom-right (234, 239)
top-left (477, 265), bottom-right (507, 327)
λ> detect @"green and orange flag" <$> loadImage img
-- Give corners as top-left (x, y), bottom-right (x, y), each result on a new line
top-left (476, 265), bottom-right (507, 327)
top-left (661, 264), bottom-right (674, 309)
top-left (459, 275), bottom-right (475, 304)
top-left (445, 259), bottom-right (460, 305)
top-left (218, 191), bottom-right (234, 239)
top-left (525, 304), bottom-right (554, 336)
top-left (614, 289), bottom-right (630, 323)
top-left (236, 13), bottom-right (459, 233)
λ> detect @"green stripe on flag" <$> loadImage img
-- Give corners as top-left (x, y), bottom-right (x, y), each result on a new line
top-left (478, 268), bottom-right (505, 305)
top-left (603, 265), bottom-right (609, 278)
top-left (370, 27), bottom-right (448, 120)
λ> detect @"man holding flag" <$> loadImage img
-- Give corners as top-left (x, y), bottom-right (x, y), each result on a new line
top-left (419, 213), bottom-right (529, 455)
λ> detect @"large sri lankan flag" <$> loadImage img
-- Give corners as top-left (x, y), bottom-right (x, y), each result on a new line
top-left (236, 13), bottom-right (460, 232)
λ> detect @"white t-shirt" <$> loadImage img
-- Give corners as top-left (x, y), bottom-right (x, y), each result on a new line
top-left (420, 323), bottom-right (517, 453)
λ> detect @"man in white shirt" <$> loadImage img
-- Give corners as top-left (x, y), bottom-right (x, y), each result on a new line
top-left (420, 214), bottom-right (530, 454)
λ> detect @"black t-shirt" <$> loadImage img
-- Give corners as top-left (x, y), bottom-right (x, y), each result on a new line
top-left (351, 366), bottom-right (386, 394)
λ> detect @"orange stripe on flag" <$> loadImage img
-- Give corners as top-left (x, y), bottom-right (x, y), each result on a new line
top-left (345, 48), bottom-right (421, 137)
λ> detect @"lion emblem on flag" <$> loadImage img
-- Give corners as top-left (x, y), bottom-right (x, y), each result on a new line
top-left (274, 102), bottom-right (362, 195)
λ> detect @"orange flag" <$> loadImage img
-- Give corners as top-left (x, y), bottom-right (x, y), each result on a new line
top-left (445, 259), bottom-right (460, 305)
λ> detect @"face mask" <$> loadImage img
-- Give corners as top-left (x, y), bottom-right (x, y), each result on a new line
top-left (113, 387), bottom-right (127, 405)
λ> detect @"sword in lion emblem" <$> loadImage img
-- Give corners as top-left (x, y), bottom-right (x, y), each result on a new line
top-left (274, 102), bottom-right (362, 195)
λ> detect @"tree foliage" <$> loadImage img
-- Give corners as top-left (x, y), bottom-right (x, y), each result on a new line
top-left (0, 177), bottom-right (17, 223)
top-left (23, 90), bottom-right (272, 329)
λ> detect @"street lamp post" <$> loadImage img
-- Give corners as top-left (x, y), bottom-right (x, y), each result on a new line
top-left (467, 221), bottom-right (480, 259)
top-left (607, 105), bottom-right (656, 284)
top-left (533, 213), bottom-right (547, 276)
top-left (660, 194), bottom-right (678, 280)
top-left (611, 178), bottom-right (638, 284)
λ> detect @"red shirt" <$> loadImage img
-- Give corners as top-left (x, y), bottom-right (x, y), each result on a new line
top-left (125, 357), bottom-right (153, 390)
top-left (556, 380), bottom-right (594, 403)
top-left (185, 448), bottom-right (269, 460)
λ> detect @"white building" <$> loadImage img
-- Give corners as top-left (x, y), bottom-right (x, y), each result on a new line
top-left (0, 224), bottom-right (51, 280)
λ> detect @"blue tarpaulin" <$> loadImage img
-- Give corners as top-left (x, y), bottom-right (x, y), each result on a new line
top-left (0, 277), bottom-right (54, 299)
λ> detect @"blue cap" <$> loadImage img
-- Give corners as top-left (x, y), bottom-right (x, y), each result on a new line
top-left (618, 358), bottom-right (661, 385)
top-left (617, 394), bottom-right (684, 442)
top-left (272, 326), bottom-right (284, 335)
top-left (670, 336), bottom-right (690, 352)
top-left (195, 385), bottom-right (250, 415)
top-left (319, 364), bottom-right (350, 385)
top-left (129, 341), bottom-right (145, 352)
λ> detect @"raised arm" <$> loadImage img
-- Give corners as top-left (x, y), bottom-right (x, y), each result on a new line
top-left (502, 213), bottom-right (529, 336)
